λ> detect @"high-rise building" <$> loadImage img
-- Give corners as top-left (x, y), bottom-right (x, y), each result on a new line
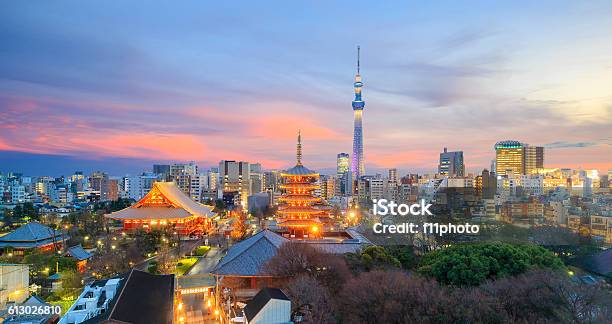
top-left (495, 141), bottom-right (524, 176)
top-left (207, 168), bottom-right (219, 191)
top-left (219, 160), bottom-right (250, 207)
top-left (337, 153), bottom-right (350, 175)
top-left (480, 169), bottom-right (497, 199)
top-left (351, 46), bottom-right (366, 179)
top-left (336, 153), bottom-right (351, 196)
top-left (438, 148), bottom-right (465, 177)
top-left (249, 163), bottom-right (263, 195)
top-left (524, 146), bottom-right (544, 174)
top-left (169, 162), bottom-right (198, 196)
top-left (89, 171), bottom-right (110, 201)
top-left (388, 168), bottom-right (398, 184)
top-left (263, 170), bottom-right (281, 192)
top-left (153, 164), bottom-right (170, 176)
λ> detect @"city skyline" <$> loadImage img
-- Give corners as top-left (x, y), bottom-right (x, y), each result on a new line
top-left (1, 1), bottom-right (612, 176)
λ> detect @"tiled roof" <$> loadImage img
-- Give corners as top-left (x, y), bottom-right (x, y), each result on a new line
top-left (0, 222), bottom-right (67, 248)
top-left (65, 244), bottom-right (93, 261)
top-left (282, 165), bottom-right (317, 176)
top-left (106, 182), bottom-right (214, 220)
top-left (212, 230), bottom-right (288, 276)
top-left (153, 182), bottom-right (215, 217)
top-left (301, 242), bottom-right (366, 254)
top-left (106, 207), bottom-right (193, 220)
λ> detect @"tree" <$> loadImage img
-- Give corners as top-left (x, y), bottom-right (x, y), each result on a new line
top-left (213, 199), bottom-right (226, 213)
top-left (345, 246), bottom-right (401, 272)
top-left (263, 242), bottom-right (351, 293)
top-left (337, 271), bottom-right (442, 324)
top-left (482, 270), bottom-right (612, 323)
top-left (417, 242), bottom-right (564, 286)
top-left (12, 202), bottom-right (39, 221)
top-left (284, 275), bottom-right (336, 324)
top-left (230, 211), bottom-right (248, 240)
top-left (385, 245), bottom-right (417, 270)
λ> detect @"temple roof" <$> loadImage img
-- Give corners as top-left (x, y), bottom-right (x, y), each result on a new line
top-left (282, 164), bottom-right (318, 176)
top-left (106, 182), bottom-right (214, 220)
top-left (212, 230), bottom-right (288, 276)
top-left (0, 222), bottom-right (67, 248)
top-left (64, 244), bottom-right (93, 261)
top-left (276, 219), bottom-right (322, 227)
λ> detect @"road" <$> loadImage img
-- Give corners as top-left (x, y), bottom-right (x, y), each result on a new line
top-left (187, 247), bottom-right (224, 275)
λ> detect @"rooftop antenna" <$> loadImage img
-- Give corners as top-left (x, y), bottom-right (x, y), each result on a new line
top-left (357, 45), bottom-right (361, 74)
top-left (296, 130), bottom-right (302, 166)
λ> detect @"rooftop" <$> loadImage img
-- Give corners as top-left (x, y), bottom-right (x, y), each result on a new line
top-left (106, 181), bottom-right (214, 220)
top-left (212, 230), bottom-right (288, 276)
top-left (243, 288), bottom-right (290, 322)
top-left (0, 222), bottom-right (67, 249)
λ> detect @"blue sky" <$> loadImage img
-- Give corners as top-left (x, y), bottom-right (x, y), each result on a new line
top-left (1, 1), bottom-right (611, 176)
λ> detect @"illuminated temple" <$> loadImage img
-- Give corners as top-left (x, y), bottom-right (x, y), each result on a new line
top-left (276, 132), bottom-right (332, 238)
top-left (105, 182), bottom-right (215, 236)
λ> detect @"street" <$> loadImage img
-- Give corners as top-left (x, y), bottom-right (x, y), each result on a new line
top-left (187, 246), bottom-right (223, 275)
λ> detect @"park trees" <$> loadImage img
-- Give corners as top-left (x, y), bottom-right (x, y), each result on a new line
top-left (417, 242), bottom-right (564, 286)
top-left (345, 246), bottom-right (401, 272)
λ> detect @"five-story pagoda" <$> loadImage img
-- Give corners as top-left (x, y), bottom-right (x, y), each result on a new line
top-left (277, 131), bottom-right (329, 238)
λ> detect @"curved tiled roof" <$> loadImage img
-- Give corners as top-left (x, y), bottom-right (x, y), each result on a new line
top-left (106, 182), bottom-right (214, 220)
top-left (282, 165), bottom-right (317, 176)
top-left (0, 222), bottom-right (68, 249)
top-left (65, 244), bottom-right (93, 261)
top-left (212, 230), bottom-right (288, 276)
top-left (107, 207), bottom-right (193, 220)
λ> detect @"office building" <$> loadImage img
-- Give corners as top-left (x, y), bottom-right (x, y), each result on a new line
top-left (152, 164), bottom-right (170, 176)
top-left (438, 148), bottom-right (465, 177)
top-left (495, 141), bottom-right (525, 176)
top-left (337, 153), bottom-right (351, 196)
top-left (219, 160), bottom-right (250, 207)
top-left (524, 146), bottom-right (544, 174)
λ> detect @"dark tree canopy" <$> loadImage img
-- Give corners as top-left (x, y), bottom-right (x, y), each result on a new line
top-left (345, 246), bottom-right (401, 272)
top-left (417, 242), bottom-right (564, 286)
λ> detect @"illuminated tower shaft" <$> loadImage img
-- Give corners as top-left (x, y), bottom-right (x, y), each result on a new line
top-left (351, 46), bottom-right (365, 178)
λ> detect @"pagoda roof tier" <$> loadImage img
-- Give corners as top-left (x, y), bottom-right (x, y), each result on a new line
top-left (279, 183), bottom-right (319, 190)
top-left (277, 195), bottom-right (321, 202)
top-left (106, 182), bottom-right (214, 220)
top-left (276, 219), bottom-right (322, 227)
top-left (277, 207), bottom-right (326, 214)
top-left (281, 165), bottom-right (319, 177)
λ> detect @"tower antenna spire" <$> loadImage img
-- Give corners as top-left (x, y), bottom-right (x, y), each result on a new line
top-left (357, 45), bottom-right (360, 74)
top-left (297, 130), bottom-right (302, 165)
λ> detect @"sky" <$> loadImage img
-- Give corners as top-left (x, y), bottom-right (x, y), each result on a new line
top-left (1, 1), bottom-right (611, 176)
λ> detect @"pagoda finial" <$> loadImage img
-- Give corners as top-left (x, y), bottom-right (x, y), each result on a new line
top-left (297, 130), bottom-right (302, 165)
top-left (357, 45), bottom-right (360, 74)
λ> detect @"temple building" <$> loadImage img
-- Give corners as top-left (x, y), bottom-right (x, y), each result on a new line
top-left (0, 222), bottom-right (68, 253)
top-left (276, 132), bottom-right (333, 238)
top-left (105, 182), bottom-right (215, 236)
